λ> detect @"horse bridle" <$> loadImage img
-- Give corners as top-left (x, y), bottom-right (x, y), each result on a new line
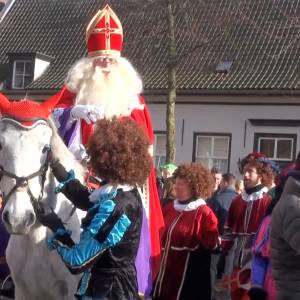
top-left (0, 118), bottom-right (51, 214)
top-left (0, 146), bottom-right (50, 214)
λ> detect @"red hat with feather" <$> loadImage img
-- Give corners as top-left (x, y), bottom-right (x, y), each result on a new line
top-left (0, 87), bottom-right (68, 126)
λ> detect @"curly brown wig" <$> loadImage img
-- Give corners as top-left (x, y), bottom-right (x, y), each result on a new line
top-left (243, 160), bottom-right (274, 187)
top-left (173, 163), bottom-right (214, 199)
top-left (87, 117), bottom-right (151, 186)
top-left (238, 152), bottom-right (266, 174)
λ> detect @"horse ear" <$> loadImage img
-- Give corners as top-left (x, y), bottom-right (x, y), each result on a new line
top-left (40, 86), bottom-right (68, 112)
top-left (0, 92), bottom-right (11, 111)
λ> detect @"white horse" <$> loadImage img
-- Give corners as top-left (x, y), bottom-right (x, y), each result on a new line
top-left (0, 115), bottom-right (84, 300)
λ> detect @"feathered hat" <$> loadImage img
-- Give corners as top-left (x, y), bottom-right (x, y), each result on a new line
top-left (0, 87), bottom-right (68, 126)
top-left (238, 151), bottom-right (280, 174)
top-left (86, 4), bottom-right (123, 57)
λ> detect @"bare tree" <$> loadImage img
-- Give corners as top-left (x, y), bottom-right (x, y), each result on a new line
top-left (123, 0), bottom-right (300, 165)
top-left (166, 0), bottom-right (176, 163)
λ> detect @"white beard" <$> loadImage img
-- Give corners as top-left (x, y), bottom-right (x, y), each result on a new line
top-left (65, 57), bottom-right (143, 118)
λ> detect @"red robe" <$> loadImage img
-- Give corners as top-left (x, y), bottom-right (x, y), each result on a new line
top-left (51, 85), bottom-right (164, 291)
top-left (222, 187), bottom-right (271, 300)
top-left (153, 199), bottom-right (219, 300)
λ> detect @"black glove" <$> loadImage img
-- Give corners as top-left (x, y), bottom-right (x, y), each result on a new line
top-left (37, 210), bottom-right (65, 232)
top-left (248, 287), bottom-right (267, 300)
top-left (50, 160), bottom-right (69, 182)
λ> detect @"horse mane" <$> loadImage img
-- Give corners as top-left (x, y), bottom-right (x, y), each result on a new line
top-left (48, 117), bottom-right (85, 181)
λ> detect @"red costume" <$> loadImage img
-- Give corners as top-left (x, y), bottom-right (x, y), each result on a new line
top-left (222, 187), bottom-right (271, 300)
top-left (50, 5), bottom-right (164, 296)
top-left (153, 199), bottom-right (219, 300)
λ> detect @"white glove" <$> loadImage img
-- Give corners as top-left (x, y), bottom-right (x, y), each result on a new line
top-left (71, 105), bottom-right (104, 124)
top-left (78, 144), bottom-right (89, 161)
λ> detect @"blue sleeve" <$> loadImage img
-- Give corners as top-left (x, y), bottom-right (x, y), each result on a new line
top-left (48, 198), bottom-right (131, 274)
top-left (251, 254), bottom-right (268, 287)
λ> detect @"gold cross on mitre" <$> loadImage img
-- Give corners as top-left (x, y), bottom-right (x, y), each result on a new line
top-left (86, 4), bottom-right (123, 57)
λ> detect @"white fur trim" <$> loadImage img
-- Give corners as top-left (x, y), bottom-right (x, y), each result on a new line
top-left (173, 198), bottom-right (206, 212)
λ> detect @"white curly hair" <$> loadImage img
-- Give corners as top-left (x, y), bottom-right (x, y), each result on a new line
top-left (65, 56), bottom-right (143, 118)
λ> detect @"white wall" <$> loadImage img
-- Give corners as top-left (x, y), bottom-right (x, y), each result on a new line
top-left (34, 58), bottom-right (50, 80)
top-left (147, 99), bottom-right (300, 176)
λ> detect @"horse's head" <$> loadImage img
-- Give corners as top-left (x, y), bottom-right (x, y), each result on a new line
top-left (0, 90), bottom-right (66, 234)
top-left (0, 119), bottom-right (52, 234)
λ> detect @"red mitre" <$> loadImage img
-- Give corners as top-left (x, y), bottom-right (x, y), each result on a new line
top-left (86, 4), bottom-right (123, 57)
top-left (0, 88), bottom-right (67, 126)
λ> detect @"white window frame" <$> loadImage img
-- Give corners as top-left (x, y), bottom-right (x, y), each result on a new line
top-left (154, 132), bottom-right (166, 168)
top-left (193, 133), bottom-right (231, 172)
top-left (12, 60), bottom-right (33, 89)
top-left (257, 136), bottom-right (294, 161)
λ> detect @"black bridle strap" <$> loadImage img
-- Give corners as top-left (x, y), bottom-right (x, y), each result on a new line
top-left (0, 148), bottom-right (50, 214)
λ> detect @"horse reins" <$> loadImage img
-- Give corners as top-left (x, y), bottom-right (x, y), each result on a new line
top-left (0, 146), bottom-right (50, 214)
top-left (0, 117), bottom-right (77, 221)
top-left (0, 117), bottom-right (51, 214)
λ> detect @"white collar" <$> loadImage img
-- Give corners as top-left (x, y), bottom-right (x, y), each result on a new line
top-left (241, 186), bottom-right (268, 202)
top-left (89, 183), bottom-right (134, 203)
top-left (173, 198), bottom-right (206, 212)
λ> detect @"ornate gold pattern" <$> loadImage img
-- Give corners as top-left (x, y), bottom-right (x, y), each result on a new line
top-left (87, 49), bottom-right (121, 58)
top-left (86, 4), bottom-right (123, 49)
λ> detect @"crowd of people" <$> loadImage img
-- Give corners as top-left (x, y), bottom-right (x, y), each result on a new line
top-left (0, 4), bottom-right (299, 300)
top-left (155, 153), bottom-right (300, 300)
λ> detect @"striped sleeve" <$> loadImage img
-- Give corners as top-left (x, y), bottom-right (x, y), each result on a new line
top-left (48, 199), bottom-right (131, 274)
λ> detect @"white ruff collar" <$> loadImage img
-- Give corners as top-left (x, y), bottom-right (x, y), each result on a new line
top-left (241, 186), bottom-right (268, 202)
top-left (89, 184), bottom-right (134, 203)
top-left (174, 198), bottom-right (206, 212)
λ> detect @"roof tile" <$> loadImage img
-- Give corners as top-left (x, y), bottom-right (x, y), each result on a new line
top-left (0, 0), bottom-right (298, 91)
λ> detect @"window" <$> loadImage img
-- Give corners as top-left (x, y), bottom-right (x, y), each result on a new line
top-left (254, 133), bottom-right (296, 166)
top-left (8, 53), bottom-right (52, 89)
top-left (12, 60), bottom-right (33, 89)
top-left (215, 60), bottom-right (234, 74)
top-left (154, 133), bottom-right (166, 168)
top-left (193, 133), bottom-right (231, 173)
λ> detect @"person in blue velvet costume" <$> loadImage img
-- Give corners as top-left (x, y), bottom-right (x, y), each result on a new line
top-left (38, 118), bottom-right (152, 300)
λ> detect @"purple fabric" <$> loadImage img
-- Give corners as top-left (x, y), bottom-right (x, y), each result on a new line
top-left (251, 255), bottom-right (268, 287)
top-left (251, 216), bottom-right (276, 299)
top-left (135, 206), bottom-right (152, 296)
top-left (58, 108), bottom-right (79, 147)
top-left (0, 210), bottom-right (10, 279)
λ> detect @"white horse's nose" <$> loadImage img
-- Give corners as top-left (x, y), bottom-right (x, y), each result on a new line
top-left (2, 209), bottom-right (36, 234)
